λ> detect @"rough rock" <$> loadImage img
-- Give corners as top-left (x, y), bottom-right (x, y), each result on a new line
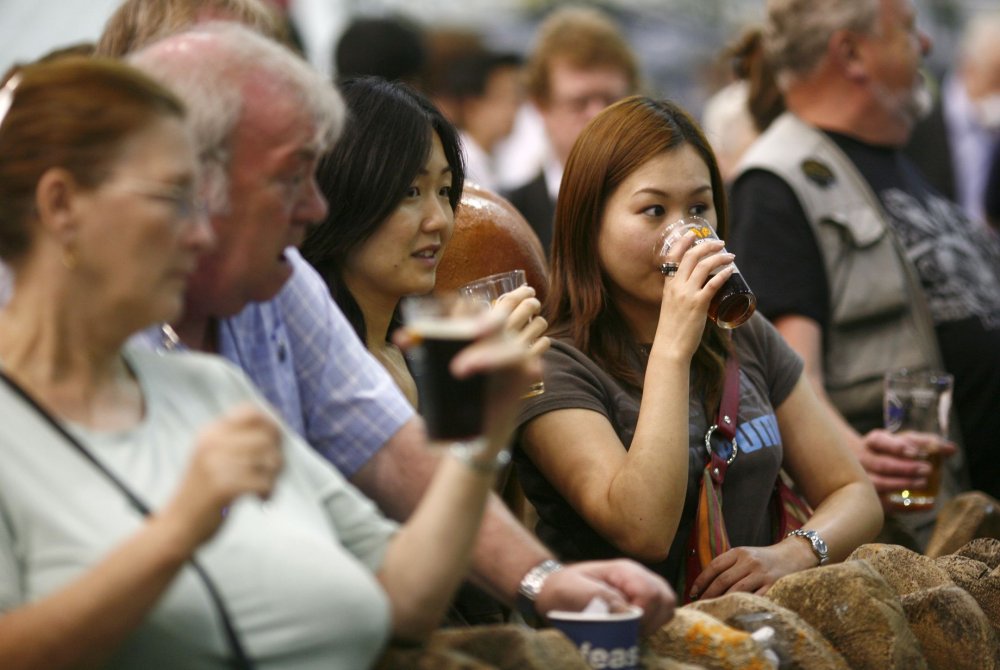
top-left (640, 652), bottom-right (708, 670)
top-left (646, 607), bottom-right (774, 670)
top-left (954, 537), bottom-right (1000, 570)
top-left (899, 585), bottom-right (998, 670)
top-left (847, 543), bottom-right (953, 595)
top-left (374, 645), bottom-right (494, 670)
top-left (375, 625), bottom-right (590, 670)
top-left (766, 561), bottom-right (927, 670)
top-left (689, 592), bottom-right (849, 670)
top-left (935, 554), bottom-right (1000, 639)
top-left (925, 491), bottom-right (1000, 558)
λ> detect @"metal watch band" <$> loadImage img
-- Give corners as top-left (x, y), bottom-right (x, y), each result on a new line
top-left (516, 559), bottom-right (564, 622)
top-left (448, 444), bottom-right (511, 474)
top-left (788, 529), bottom-right (829, 565)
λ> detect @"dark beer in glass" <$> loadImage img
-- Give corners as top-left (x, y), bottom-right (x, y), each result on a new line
top-left (401, 294), bottom-right (489, 444)
top-left (708, 270), bottom-right (756, 329)
top-left (406, 319), bottom-right (486, 441)
top-left (654, 216), bottom-right (756, 329)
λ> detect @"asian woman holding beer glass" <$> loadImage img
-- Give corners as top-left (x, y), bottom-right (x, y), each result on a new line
top-left (513, 96), bottom-right (882, 600)
top-left (0, 58), bottom-right (538, 668)
top-left (300, 76), bottom-right (548, 411)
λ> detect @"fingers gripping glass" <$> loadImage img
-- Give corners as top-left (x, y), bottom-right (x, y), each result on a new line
top-left (882, 369), bottom-right (953, 511)
top-left (400, 293), bottom-right (491, 457)
top-left (653, 216), bottom-right (756, 329)
top-left (459, 269), bottom-right (545, 398)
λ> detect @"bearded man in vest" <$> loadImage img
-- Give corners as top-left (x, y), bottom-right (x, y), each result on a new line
top-left (729, 0), bottom-right (1000, 547)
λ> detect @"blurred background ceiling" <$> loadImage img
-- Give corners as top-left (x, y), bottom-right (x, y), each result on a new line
top-left (1, 0), bottom-right (995, 116)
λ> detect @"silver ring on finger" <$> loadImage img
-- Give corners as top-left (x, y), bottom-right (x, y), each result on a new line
top-left (660, 261), bottom-right (679, 277)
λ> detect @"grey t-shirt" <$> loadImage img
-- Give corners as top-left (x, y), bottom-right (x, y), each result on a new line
top-left (514, 313), bottom-right (803, 588)
top-left (0, 347), bottom-right (397, 669)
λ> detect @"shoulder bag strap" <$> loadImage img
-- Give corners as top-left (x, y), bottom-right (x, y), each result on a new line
top-left (681, 354), bottom-right (741, 602)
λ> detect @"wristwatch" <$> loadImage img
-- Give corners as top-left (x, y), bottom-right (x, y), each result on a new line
top-left (787, 529), bottom-right (829, 566)
top-left (516, 559), bottom-right (563, 622)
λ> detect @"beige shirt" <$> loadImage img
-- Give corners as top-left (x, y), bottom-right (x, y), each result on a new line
top-left (0, 347), bottom-right (397, 669)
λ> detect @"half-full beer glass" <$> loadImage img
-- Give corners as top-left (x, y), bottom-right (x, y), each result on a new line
top-left (883, 369), bottom-right (953, 511)
top-left (654, 216), bottom-right (756, 329)
top-left (400, 293), bottom-right (490, 453)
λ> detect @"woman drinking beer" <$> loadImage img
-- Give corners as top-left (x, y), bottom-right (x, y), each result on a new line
top-left (0, 57), bottom-right (538, 669)
top-left (512, 96), bottom-right (882, 600)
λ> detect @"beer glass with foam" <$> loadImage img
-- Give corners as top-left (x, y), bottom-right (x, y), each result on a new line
top-left (400, 293), bottom-right (490, 452)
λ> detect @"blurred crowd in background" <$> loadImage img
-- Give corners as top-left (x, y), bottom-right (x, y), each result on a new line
top-left (2, 0), bottom-right (993, 114)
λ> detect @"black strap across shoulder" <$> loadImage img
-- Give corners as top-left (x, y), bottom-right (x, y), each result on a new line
top-left (0, 369), bottom-right (255, 670)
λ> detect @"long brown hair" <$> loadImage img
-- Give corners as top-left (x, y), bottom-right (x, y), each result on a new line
top-left (546, 96), bottom-right (730, 406)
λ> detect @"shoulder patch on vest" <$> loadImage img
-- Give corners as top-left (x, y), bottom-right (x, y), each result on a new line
top-left (801, 159), bottom-right (835, 188)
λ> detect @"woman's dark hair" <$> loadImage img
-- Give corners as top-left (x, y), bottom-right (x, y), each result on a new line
top-left (547, 96), bottom-right (730, 408)
top-left (301, 76), bottom-right (465, 342)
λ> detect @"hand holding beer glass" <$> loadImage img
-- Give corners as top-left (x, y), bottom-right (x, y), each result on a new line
top-left (400, 293), bottom-right (490, 453)
top-left (459, 269), bottom-right (547, 398)
top-left (882, 369), bottom-right (954, 511)
top-left (400, 292), bottom-right (541, 465)
top-left (654, 216), bottom-right (756, 329)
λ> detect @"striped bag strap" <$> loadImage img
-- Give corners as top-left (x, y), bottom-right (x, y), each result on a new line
top-left (680, 354), bottom-right (740, 603)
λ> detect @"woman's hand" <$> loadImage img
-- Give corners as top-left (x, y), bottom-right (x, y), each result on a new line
top-left (158, 404), bottom-right (284, 549)
top-left (393, 300), bottom-right (543, 459)
top-left (494, 284), bottom-right (550, 358)
top-left (688, 537), bottom-right (818, 600)
top-left (451, 300), bottom-right (544, 457)
top-left (654, 233), bottom-right (734, 360)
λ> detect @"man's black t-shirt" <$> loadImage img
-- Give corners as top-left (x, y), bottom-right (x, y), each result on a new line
top-left (729, 131), bottom-right (1000, 497)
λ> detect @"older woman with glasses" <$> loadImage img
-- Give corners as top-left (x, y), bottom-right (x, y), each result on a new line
top-left (0, 57), bottom-right (536, 670)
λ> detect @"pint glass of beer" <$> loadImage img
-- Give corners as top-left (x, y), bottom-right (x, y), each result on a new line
top-left (654, 216), bottom-right (756, 329)
top-left (883, 369), bottom-right (953, 511)
top-left (400, 293), bottom-right (489, 450)
top-left (460, 269), bottom-right (545, 398)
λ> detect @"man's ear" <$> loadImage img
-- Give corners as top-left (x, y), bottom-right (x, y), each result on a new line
top-left (830, 29), bottom-right (869, 82)
top-left (34, 167), bottom-right (80, 244)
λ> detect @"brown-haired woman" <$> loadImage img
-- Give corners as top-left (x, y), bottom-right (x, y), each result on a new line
top-left (514, 96), bottom-right (881, 601)
top-left (0, 57), bottom-right (537, 669)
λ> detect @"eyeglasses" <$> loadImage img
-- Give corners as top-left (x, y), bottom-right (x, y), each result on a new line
top-left (121, 181), bottom-right (208, 221)
top-left (549, 91), bottom-right (624, 116)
